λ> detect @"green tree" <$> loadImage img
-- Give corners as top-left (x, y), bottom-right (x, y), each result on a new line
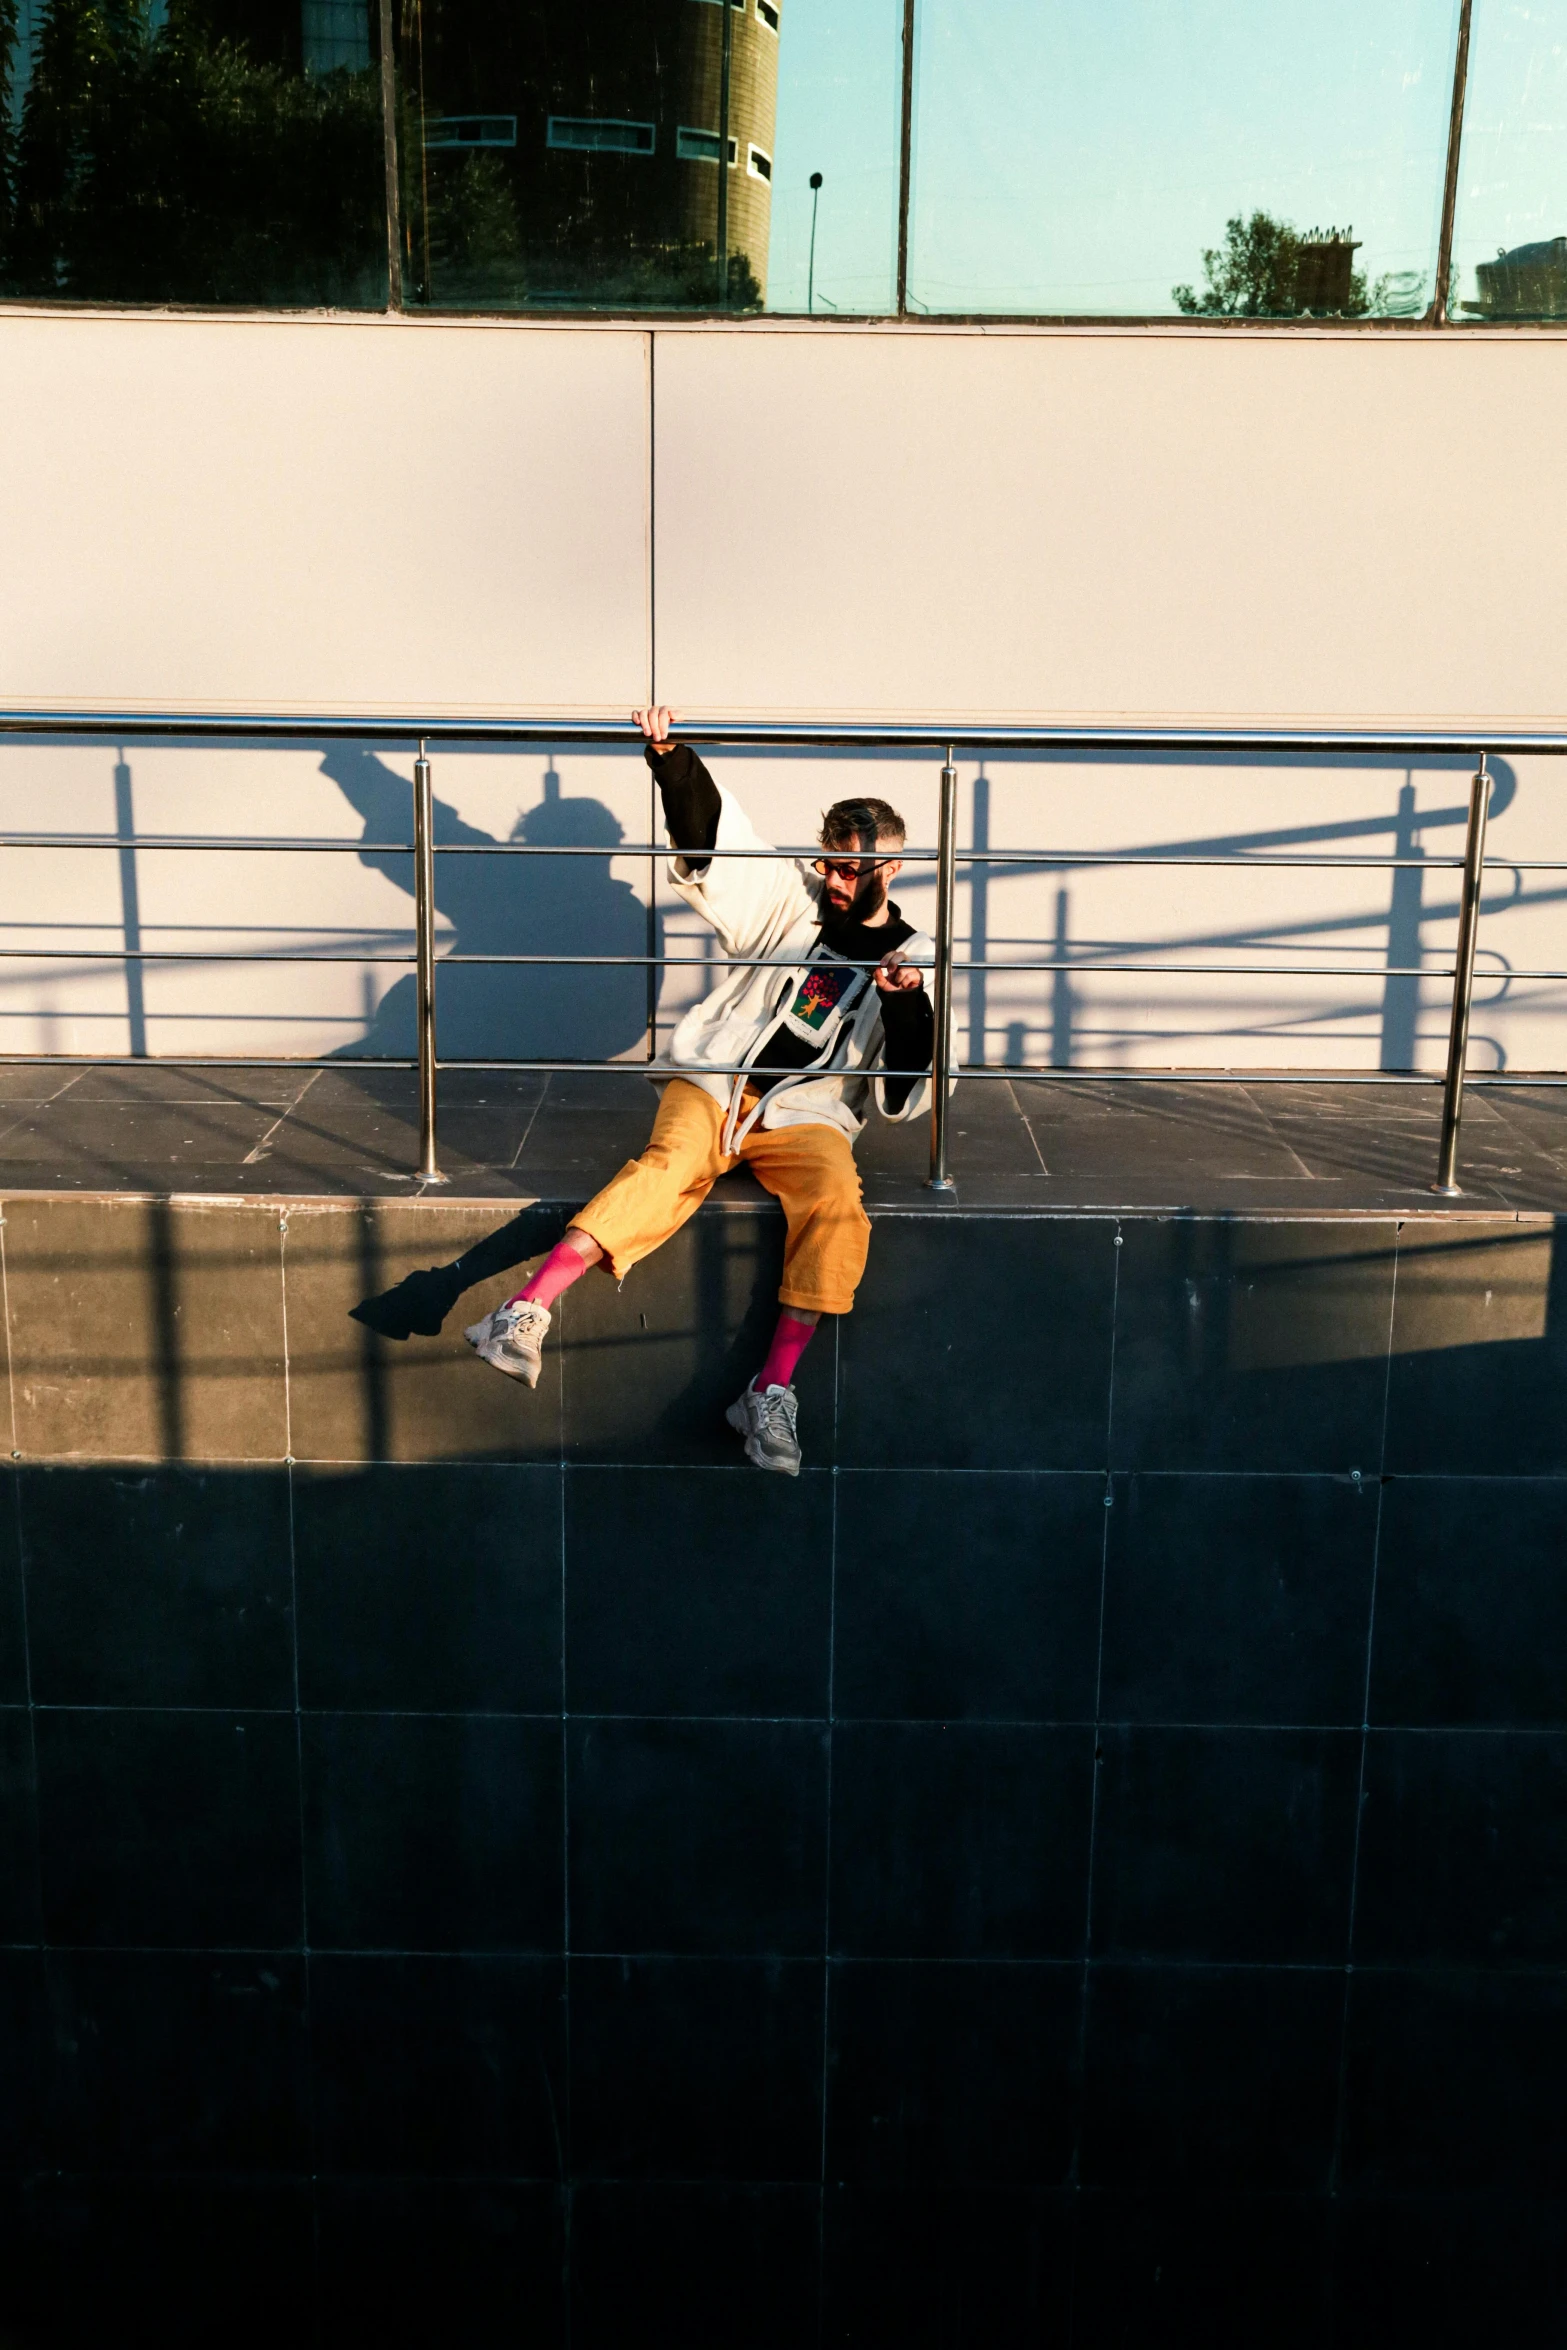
top-left (5, 0), bottom-right (384, 304)
top-left (1174, 209), bottom-right (1371, 318)
top-left (0, 0), bottom-right (19, 253)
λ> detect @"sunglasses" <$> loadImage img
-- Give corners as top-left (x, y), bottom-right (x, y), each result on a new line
top-left (813, 855), bottom-right (892, 882)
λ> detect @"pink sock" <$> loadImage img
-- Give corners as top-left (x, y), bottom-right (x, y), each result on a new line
top-left (508, 1239), bottom-right (591, 1312)
top-left (755, 1309), bottom-right (818, 1393)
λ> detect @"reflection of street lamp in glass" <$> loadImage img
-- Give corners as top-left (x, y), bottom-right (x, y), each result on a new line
top-left (807, 170), bottom-right (823, 313)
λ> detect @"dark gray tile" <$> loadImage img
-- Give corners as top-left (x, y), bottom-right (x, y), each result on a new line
top-left (1073, 2191), bottom-right (1329, 2350)
top-left (0, 1101), bottom-right (281, 1167)
top-left (560, 1213), bottom-right (837, 1467)
top-left (302, 1713), bottom-right (563, 1952)
top-left (5, 1196), bottom-right (288, 1462)
top-left (827, 1960), bottom-right (1078, 2187)
top-left (822, 2186), bottom-right (1074, 2349)
top-left (45, 1950), bottom-right (309, 2171)
top-left (1081, 1965), bottom-right (1341, 2191)
top-left (1384, 1219), bottom-right (1567, 1475)
top-left (1341, 1969), bottom-right (1567, 2193)
top-left (0, 1949), bottom-right (47, 2170)
top-left (20, 1467), bottom-right (293, 1707)
top-left (1371, 1478), bottom-right (1567, 1726)
top-left (317, 2182), bottom-right (565, 2350)
top-left (311, 1955), bottom-right (565, 2176)
top-left (60, 1066), bottom-right (316, 1107)
top-left (0, 1707), bottom-right (39, 1941)
top-left (1091, 1728), bottom-right (1360, 1962)
top-left (1111, 1219), bottom-right (1396, 1473)
top-left (565, 1467), bottom-right (831, 1717)
top-left (1018, 1080), bottom-right (1309, 1182)
top-left (1099, 1473), bottom-right (1376, 1725)
top-left (34, 1709), bottom-right (300, 1948)
top-left (570, 2183), bottom-right (818, 2350)
top-left (833, 1472), bottom-right (1103, 1723)
top-left (568, 1718), bottom-right (828, 1957)
top-left (9, 2179), bottom-right (316, 2350)
top-left (514, 1104), bottom-right (667, 1179)
top-left (1354, 1730), bottom-right (1567, 1964)
top-left (1334, 2193), bottom-right (1567, 2348)
top-left (284, 1201), bottom-right (563, 1464)
top-left (571, 1955), bottom-right (822, 2182)
top-left (294, 1464), bottom-right (562, 1711)
top-left (838, 1220), bottom-right (1117, 1470)
top-left (829, 1724), bottom-right (1095, 1959)
top-left (0, 1473), bottom-right (25, 1705)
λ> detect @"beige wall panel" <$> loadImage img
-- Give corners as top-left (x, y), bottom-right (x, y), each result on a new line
top-left (0, 314), bottom-right (650, 720)
top-left (652, 327), bottom-right (1567, 730)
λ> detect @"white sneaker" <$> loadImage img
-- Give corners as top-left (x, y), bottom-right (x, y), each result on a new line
top-left (725, 1380), bottom-right (802, 1476)
top-left (464, 1298), bottom-right (551, 1388)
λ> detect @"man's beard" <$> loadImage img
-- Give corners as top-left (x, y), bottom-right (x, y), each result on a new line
top-left (825, 869), bottom-right (888, 926)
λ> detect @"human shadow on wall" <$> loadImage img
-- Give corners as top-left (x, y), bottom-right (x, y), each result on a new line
top-left (322, 746), bottom-right (657, 1065)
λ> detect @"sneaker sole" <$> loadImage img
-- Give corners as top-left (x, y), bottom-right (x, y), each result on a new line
top-left (465, 1326), bottom-right (542, 1388)
top-left (725, 1398), bottom-right (801, 1476)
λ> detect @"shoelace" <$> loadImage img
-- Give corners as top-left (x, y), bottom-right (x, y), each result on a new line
top-left (498, 1300), bottom-right (545, 1338)
top-left (758, 1386), bottom-right (798, 1443)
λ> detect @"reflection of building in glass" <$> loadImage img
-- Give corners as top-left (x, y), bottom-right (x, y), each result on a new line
top-left (408, 0), bottom-right (781, 309)
top-left (1466, 236), bottom-right (1567, 319)
top-left (1293, 234), bottom-right (1360, 313)
top-left (301, 0), bottom-right (369, 74)
top-left (676, 0), bottom-right (779, 299)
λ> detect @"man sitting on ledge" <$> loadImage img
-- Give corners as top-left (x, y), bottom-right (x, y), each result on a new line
top-left (464, 707), bottom-right (937, 1475)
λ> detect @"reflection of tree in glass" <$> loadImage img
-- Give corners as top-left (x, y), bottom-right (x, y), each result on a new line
top-left (0, 0), bottom-right (383, 304)
top-left (396, 0), bottom-right (766, 313)
top-left (1174, 210), bottom-right (1373, 319)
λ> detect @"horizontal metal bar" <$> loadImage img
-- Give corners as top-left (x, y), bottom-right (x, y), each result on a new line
top-left (0, 949), bottom-right (418, 963)
top-left (5, 832), bottom-right (1567, 879)
top-left (13, 947), bottom-right (1567, 981)
top-left (425, 1058), bottom-right (1567, 1085)
top-left (4, 712), bottom-right (1567, 757)
top-left (0, 1052), bottom-right (1562, 1088)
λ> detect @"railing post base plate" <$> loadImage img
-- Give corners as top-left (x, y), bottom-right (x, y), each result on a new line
top-left (1430, 1181), bottom-right (1462, 1198)
top-left (923, 1175), bottom-right (958, 1200)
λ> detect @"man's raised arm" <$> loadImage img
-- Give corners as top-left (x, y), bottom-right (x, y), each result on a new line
top-left (635, 706), bottom-right (718, 872)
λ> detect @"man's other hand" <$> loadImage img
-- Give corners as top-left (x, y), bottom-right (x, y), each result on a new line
top-left (634, 707), bottom-right (678, 749)
top-left (874, 949), bottom-right (924, 994)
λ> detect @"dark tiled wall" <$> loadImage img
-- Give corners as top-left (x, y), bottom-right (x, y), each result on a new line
top-left (2, 1196), bottom-right (1567, 2344)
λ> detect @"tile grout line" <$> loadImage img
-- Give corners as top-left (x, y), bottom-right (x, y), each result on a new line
top-left (283, 1451), bottom-right (322, 2347)
top-left (507, 1074), bottom-right (552, 1173)
top-left (0, 1199), bottom-right (46, 1968)
top-left (1323, 1216), bottom-right (1402, 2337)
top-left (559, 1418), bottom-right (573, 2345)
top-left (1066, 1217), bottom-right (1122, 2348)
top-left (815, 1329), bottom-right (840, 2350)
top-left (244, 1068), bottom-right (325, 1169)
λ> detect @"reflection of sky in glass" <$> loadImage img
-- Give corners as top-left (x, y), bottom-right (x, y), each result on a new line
top-left (1452, 1), bottom-right (1567, 308)
top-left (766, 0), bottom-right (904, 312)
top-left (901, 0), bottom-right (1461, 315)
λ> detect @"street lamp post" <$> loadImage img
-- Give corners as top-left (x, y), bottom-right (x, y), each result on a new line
top-left (807, 170), bottom-right (823, 313)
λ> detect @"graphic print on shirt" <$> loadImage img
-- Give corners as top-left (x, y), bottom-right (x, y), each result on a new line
top-left (779, 956), bottom-right (864, 1045)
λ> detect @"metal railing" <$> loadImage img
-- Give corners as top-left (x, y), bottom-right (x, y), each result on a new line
top-left (1, 714), bottom-right (1566, 1198)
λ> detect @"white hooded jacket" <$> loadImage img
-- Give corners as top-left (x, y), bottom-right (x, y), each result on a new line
top-left (657, 782), bottom-right (944, 1152)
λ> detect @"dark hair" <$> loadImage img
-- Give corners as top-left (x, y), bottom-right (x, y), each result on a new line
top-left (819, 796), bottom-right (907, 851)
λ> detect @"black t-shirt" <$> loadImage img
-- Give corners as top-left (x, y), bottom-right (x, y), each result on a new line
top-left (647, 741), bottom-right (934, 1111)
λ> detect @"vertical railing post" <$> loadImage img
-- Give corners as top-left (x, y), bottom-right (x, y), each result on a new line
top-left (925, 746), bottom-right (958, 1197)
top-left (1432, 751), bottom-right (1492, 1196)
top-left (413, 739), bottom-right (446, 1184)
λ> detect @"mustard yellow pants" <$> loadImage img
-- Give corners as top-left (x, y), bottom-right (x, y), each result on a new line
top-left (573, 1078), bottom-right (873, 1316)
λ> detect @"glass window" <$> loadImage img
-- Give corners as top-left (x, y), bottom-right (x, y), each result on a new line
top-left (906, 0), bottom-right (1462, 318)
top-left (400, 0), bottom-right (900, 313)
top-left (1451, 0), bottom-right (1567, 319)
top-left (0, 0), bottom-right (388, 304)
